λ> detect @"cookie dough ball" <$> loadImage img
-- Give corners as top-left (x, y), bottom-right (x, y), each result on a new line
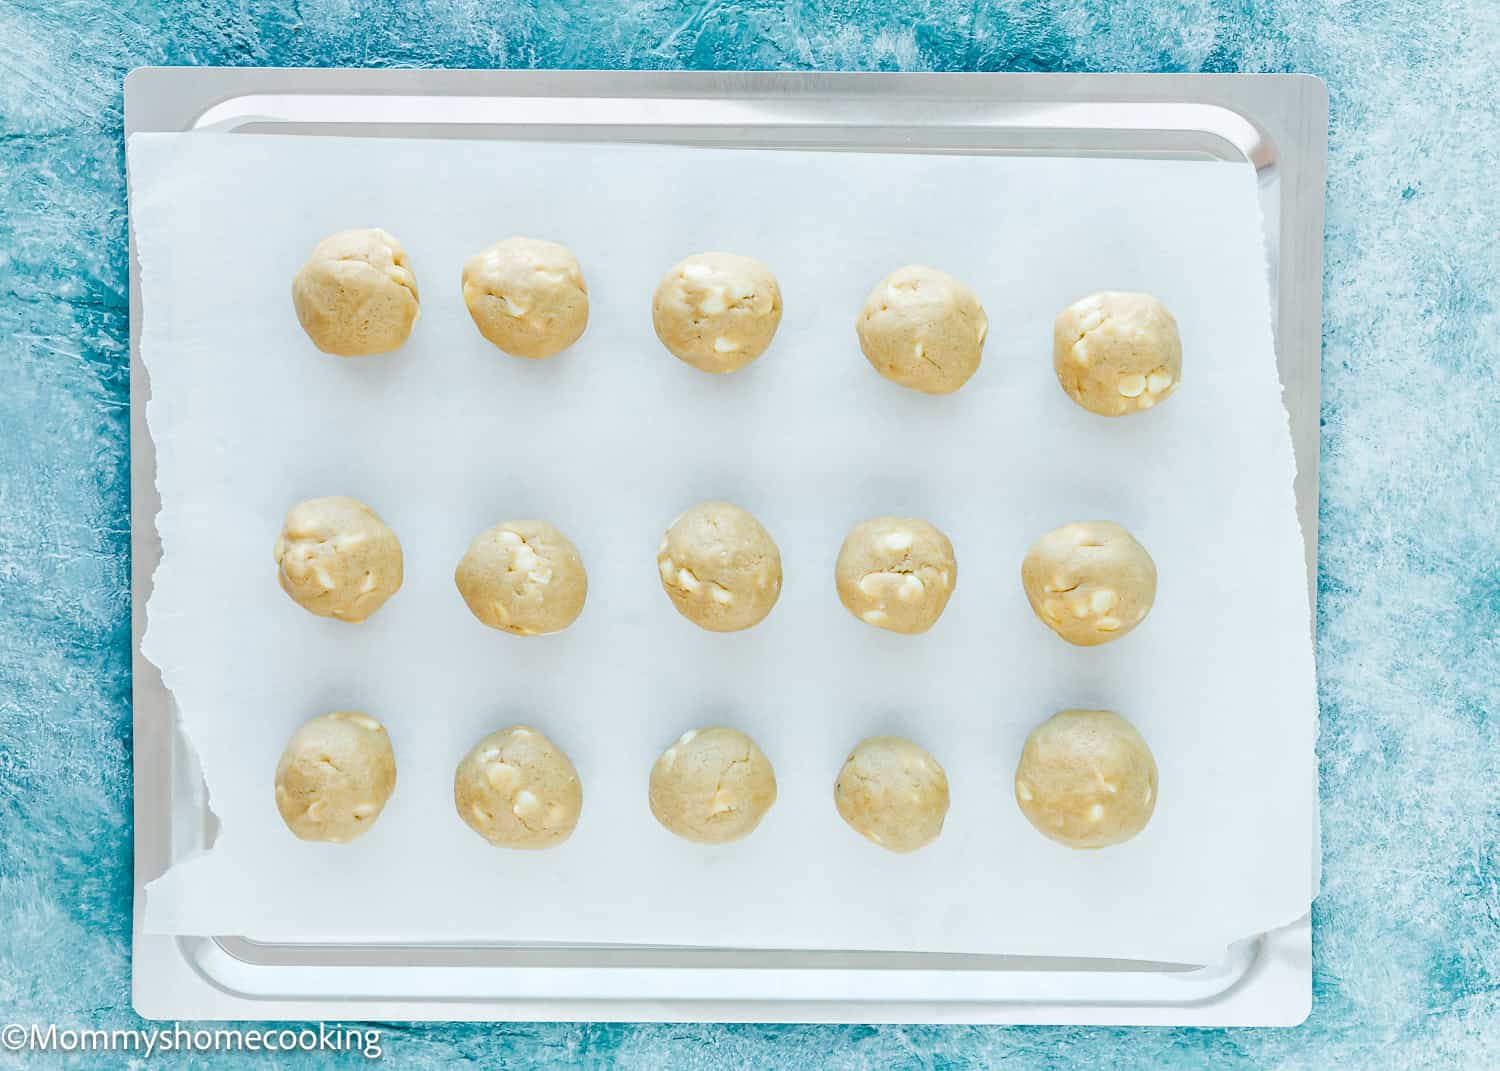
top-left (657, 501), bottom-right (782, 632)
top-left (836, 517), bottom-right (957, 634)
top-left (274, 712), bottom-right (397, 843)
top-left (1015, 709), bottom-right (1157, 849)
top-left (1021, 521), bottom-right (1156, 646)
top-left (652, 252), bottom-right (783, 373)
top-left (454, 725), bottom-right (583, 850)
top-left (856, 265), bottom-right (988, 394)
top-left (649, 727), bottom-right (777, 844)
top-left (291, 228), bottom-right (420, 356)
top-left (1053, 291), bottom-right (1181, 416)
top-left (461, 237), bottom-right (589, 359)
top-left (835, 736), bottom-right (950, 853)
top-left (274, 496), bottom-right (404, 623)
top-left (454, 520), bottom-right (587, 636)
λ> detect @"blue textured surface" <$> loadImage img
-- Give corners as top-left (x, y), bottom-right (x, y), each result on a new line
top-left (1, 0), bottom-right (1497, 1067)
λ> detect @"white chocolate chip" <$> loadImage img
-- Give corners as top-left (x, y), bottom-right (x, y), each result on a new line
top-left (1088, 803), bottom-right (1105, 822)
top-left (510, 728), bottom-right (532, 738)
top-left (334, 531), bottom-right (368, 549)
top-left (709, 586), bottom-right (734, 605)
top-left (861, 609), bottom-right (888, 625)
top-left (1095, 617), bottom-right (1121, 631)
top-left (1071, 339), bottom-right (1091, 366)
top-left (1136, 393), bottom-right (1156, 409)
top-left (1070, 601), bottom-right (1090, 619)
top-left (1090, 589), bottom-right (1118, 614)
top-left (1016, 781), bottom-right (1034, 802)
top-left (1042, 599), bottom-right (1063, 622)
top-left (1078, 308), bottom-right (1105, 333)
top-left (528, 568), bottom-right (553, 585)
top-left (1102, 782), bottom-right (1118, 794)
top-left (513, 546), bottom-right (540, 573)
top-left (884, 530), bottom-right (913, 552)
top-left (351, 803), bottom-right (378, 820)
top-left (1118, 373), bottom-right (1147, 397)
top-left (710, 789), bottom-right (733, 814)
top-left (677, 730), bottom-right (698, 746)
top-left (512, 789), bottom-right (541, 819)
top-left (1143, 784), bottom-right (1154, 805)
top-left (913, 342), bottom-right (926, 360)
top-left (713, 336), bottom-right (738, 353)
top-left (313, 566), bottom-right (334, 590)
top-left (358, 572), bottom-right (377, 594)
top-left (857, 574), bottom-right (883, 598)
top-left (661, 747), bottom-right (677, 770)
top-left (658, 557), bottom-right (675, 580)
top-left (498, 530), bottom-right (523, 546)
top-left (1147, 371), bottom-right (1173, 393)
top-left (699, 287), bottom-right (728, 316)
top-left (897, 575), bottom-right (924, 601)
top-left (485, 761), bottom-right (519, 791)
top-left (343, 713), bottom-right (381, 732)
top-left (677, 568), bottom-right (700, 592)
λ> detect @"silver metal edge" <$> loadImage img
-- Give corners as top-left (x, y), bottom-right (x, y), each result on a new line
top-left (127, 68), bottom-right (1325, 1025)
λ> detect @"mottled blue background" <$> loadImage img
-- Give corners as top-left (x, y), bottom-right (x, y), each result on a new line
top-left (1, 0), bottom-right (1497, 1067)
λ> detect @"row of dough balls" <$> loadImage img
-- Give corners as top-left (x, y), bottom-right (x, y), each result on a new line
top-left (290, 228), bottom-right (1183, 415)
top-left (275, 710), bottom-right (1158, 853)
top-left (275, 497), bottom-right (1157, 645)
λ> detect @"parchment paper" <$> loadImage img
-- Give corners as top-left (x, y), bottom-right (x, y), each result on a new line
top-left (130, 132), bottom-right (1316, 964)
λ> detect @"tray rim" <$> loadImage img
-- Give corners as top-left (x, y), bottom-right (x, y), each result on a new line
top-left (127, 66), bottom-right (1327, 1026)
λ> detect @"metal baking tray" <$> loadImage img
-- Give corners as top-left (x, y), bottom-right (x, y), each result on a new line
top-left (127, 68), bottom-right (1326, 1025)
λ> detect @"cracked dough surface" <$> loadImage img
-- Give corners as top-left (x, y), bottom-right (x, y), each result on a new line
top-left (1015, 709), bottom-right (1158, 850)
top-left (291, 228), bottom-right (420, 357)
top-left (657, 501), bottom-right (782, 632)
top-left (1021, 520), bottom-right (1156, 646)
top-left (454, 520), bottom-right (587, 636)
top-left (274, 496), bottom-right (403, 623)
top-left (652, 252), bottom-right (782, 373)
top-left (454, 725), bottom-right (582, 850)
top-left (461, 237), bottom-right (589, 359)
top-left (1053, 291), bottom-right (1182, 416)
top-left (274, 711), bottom-right (397, 843)
top-left (855, 265), bottom-right (988, 394)
top-left (834, 736), bottom-right (950, 853)
top-left (648, 727), bottom-right (777, 844)
top-left (835, 516), bottom-right (957, 634)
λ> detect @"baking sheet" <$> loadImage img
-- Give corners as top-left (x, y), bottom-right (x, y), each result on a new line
top-left (131, 132), bottom-right (1316, 964)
